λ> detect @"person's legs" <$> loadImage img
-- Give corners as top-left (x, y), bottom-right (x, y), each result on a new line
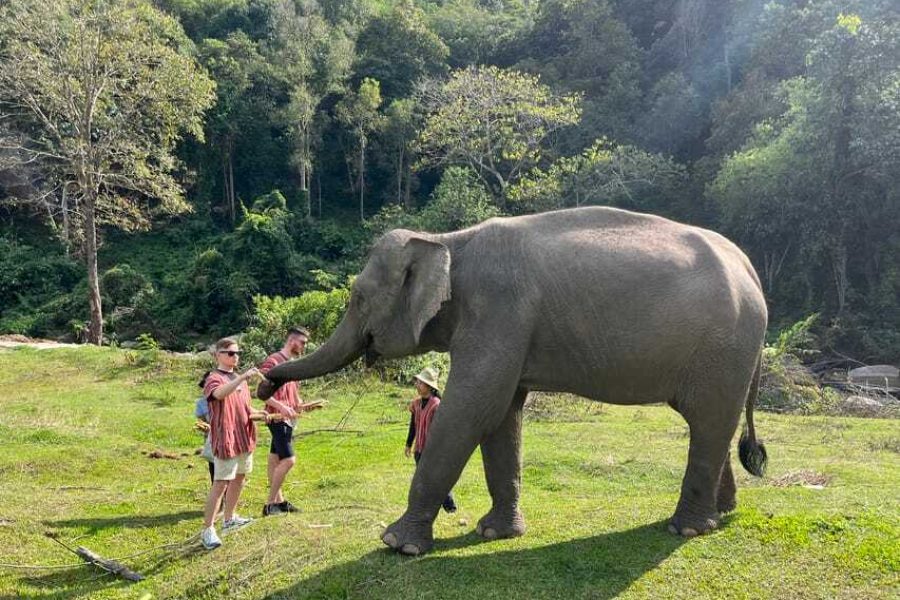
top-left (222, 474), bottom-right (246, 521)
top-left (267, 456), bottom-right (296, 505)
top-left (203, 480), bottom-right (229, 527)
top-left (266, 423), bottom-right (295, 507)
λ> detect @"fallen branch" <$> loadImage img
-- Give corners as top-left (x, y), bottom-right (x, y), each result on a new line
top-left (74, 546), bottom-right (144, 582)
top-left (45, 533), bottom-right (144, 582)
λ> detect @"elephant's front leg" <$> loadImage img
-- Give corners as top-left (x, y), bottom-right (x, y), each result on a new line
top-left (476, 388), bottom-right (527, 540)
top-left (381, 403), bottom-right (482, 555)
top-left (382, 354), bottom-right (523, 555)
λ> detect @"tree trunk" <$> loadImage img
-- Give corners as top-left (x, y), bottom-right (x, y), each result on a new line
top-left (831, 242), bottom-right (848, 315)
top-left (83, 193), bottom-right (103, 345)
top-left (404, 164), bottom-right (413, 211)
top-left (317, 171), bottom-right (322, 218)
top-left (61, 183), bottom-right (70, 255)
top-left (396, 144), bottom-right (404, 207)
top-left (358, 135), bottom-right (366, 221)
top-left (228, 152), bottom-right (236, 224)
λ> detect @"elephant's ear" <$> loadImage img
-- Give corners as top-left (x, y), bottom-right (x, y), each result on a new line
top-left (404, 236), bottom-right (451, 345)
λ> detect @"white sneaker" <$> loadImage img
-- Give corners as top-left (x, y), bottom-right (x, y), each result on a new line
top-left (200, 526), bottom-right (222, 550)
top-left (222, 515), bottom-right (253, 533)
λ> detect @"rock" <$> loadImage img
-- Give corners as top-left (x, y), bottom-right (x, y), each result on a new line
top-left (839, 395), bottom-right (886, 417)
top-left (848, 365), bottom-right (899, 387)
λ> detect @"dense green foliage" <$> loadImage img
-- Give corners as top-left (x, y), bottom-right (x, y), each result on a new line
top-left (1, 0), bottom-right (898, 362)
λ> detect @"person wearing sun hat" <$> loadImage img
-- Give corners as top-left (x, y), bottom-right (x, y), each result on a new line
top-left (404, 367), bottom-right (457, 513)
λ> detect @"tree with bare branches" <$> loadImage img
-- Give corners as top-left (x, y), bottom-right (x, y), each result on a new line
top-left (0, 0), bottom-right (214, 344)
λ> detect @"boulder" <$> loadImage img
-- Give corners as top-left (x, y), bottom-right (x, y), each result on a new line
top-left (839, 395), bottom-right (886, 417)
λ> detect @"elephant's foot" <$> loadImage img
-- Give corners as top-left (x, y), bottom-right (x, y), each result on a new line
top-left (716, 493), bottom-right (737, 514)
top-left (667, 509), bottom-right (721, 538)
top-left (475, 508), bottom-right (526, 540)
top-left (381, 515), bottom-right (434, 556)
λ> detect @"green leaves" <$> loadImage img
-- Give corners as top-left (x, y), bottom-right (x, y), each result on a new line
top-left (415, 65), bottom-right (582, 202)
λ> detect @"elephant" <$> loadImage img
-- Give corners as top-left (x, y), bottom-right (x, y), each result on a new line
top-left (258, 206), bottom-right (769, 556)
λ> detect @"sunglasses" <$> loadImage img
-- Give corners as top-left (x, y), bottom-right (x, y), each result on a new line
top-left (218, 350), bottom-right (242, 357)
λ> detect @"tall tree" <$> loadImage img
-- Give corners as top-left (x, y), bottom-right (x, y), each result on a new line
top-left (199, 31), bottom-right (269, 224)
top-left (379, 98), bottom-right (420, 209)
top-left (0, 0), bottom-right (215, 344)
top-left (266, 0), bottom-right (354, 215)
top-left (415, 65), bottom-right (582, 204)
top-left (335, 78), bottom-right (384, 220)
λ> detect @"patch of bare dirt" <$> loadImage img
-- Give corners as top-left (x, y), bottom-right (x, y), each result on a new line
top-left (771, 469), bottom-right (831, 488)
top-left (0, 334), bottom-right (79, 349)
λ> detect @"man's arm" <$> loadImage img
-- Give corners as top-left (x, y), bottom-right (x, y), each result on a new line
top-left (210, 368), bottom-right (259, 400)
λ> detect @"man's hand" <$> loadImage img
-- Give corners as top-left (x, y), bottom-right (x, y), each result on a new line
top-left (404, 446), bottom-right (412, 459)
top-left (241, 367), bottom-right (261, 381)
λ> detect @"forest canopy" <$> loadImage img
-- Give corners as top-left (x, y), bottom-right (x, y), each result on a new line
top-left (0, 0), bottom-right (898, 362)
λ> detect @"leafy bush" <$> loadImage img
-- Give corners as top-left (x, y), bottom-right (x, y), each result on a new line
top-left (242, 281), bottom-right (352, 364)
top-left (761, 314), bottom-right (830, 413)
top-left (420, 167), bottom-right (501, 232)
top-left (0, 237), bottom-right (85, 338)
top-left (242, 277), bottom-right (450, 383)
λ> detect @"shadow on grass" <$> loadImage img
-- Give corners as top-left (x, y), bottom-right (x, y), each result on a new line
top-left (263, 520), bottom-right (686, 600)
top-left (46, 510), bottom-right (202, 533)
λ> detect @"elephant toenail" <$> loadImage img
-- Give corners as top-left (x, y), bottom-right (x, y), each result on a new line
top-left (401, 543), bottom-right (421, 555)
top-left (667, 523), bottom-right (679, 535)
top-left (681, 527), bottom-right (699, 537)
top-left (482, 527), bottom-right (497, 540)
top-left (382, 532), bottom-right (399, 548)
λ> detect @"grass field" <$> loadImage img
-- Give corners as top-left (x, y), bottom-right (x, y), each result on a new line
top-left (0, 346), bottom-right (897, 599)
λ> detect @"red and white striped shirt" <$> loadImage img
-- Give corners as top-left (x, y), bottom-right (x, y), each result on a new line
top-left (409, 394), bottom-right (440, 453)
top-left (203, 370), bottom-right (257, 459)
top-left (259, 351), bottom-right (301, 414)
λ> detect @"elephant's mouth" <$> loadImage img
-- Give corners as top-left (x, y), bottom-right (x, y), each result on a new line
top-left (363, 334), bottom-right (380, 367)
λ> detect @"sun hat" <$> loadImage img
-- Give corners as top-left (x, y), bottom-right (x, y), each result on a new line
top-left (413, 367), bottom-right (441, 393)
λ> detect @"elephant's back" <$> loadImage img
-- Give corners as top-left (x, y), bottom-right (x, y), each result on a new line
top-left (474, 208), bottom-right (768, 402)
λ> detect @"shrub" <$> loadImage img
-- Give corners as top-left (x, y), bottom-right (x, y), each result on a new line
top-left (420, 167), bottom-right (501, 232)
top-left (242, 278), bottom-right (451, 383)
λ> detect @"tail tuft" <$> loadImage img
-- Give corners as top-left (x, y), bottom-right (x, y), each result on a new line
top-left (739, 429), bottom-right (767, 477)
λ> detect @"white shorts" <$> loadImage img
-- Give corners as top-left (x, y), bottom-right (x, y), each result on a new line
top-left (213, 451), bottom-right (253, 481)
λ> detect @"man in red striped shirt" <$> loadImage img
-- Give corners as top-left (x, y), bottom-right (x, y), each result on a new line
top-left (199, 337), bottom-right (273, 550)
top-left (259, 326), bottom-right (316, 516)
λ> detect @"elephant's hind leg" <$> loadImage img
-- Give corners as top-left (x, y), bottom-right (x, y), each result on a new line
top-left (477, 387), bottom-right (528, 540)
top-left (717, 454), bottom-right (737, 514)
top-left (669, 385), bottom-right (744, 537)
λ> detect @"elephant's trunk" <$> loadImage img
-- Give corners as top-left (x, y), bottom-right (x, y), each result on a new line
top-left (257, 314), bottom-right (365, 399)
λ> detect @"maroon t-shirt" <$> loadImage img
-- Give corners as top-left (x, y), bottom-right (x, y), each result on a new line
top-left (203, 370), bottom-right (257, 459)
top-left (259, 351), bottom-right (301, 414)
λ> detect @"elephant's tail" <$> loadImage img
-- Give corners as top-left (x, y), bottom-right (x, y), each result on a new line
top-left (738, 354), bottom-right (768, 477)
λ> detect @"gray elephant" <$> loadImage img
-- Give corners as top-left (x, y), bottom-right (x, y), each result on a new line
top-left (259, 206), bottom-right (768, 555)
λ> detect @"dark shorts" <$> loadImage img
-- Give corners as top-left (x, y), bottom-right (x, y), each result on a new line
top-left (267, 421), bottom-right (295, 459)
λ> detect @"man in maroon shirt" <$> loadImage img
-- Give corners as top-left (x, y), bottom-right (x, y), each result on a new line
top-left (199, 337), bottom-right (273, 550)
top-left (258, 326), bottom-right (320, 516)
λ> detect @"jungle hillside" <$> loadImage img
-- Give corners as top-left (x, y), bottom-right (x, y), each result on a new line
top-left (0, 0), bottom-right (898, 367)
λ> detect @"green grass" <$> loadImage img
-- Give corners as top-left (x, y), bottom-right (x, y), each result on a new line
top-left (0, 346), bottom-right (897, 599)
